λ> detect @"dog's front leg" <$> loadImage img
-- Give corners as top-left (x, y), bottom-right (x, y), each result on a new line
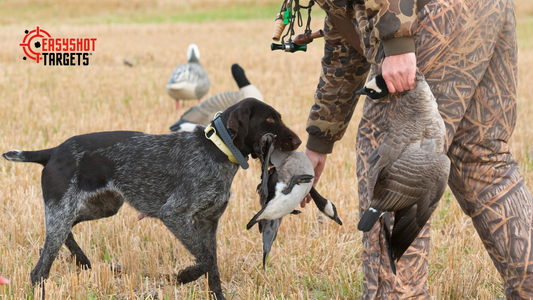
top-left (158, 199), bottom-right (228, 300)
top-left (194, 201), bottom-right (229, 300)
top-left (159, 211), bottom-right (220, 295)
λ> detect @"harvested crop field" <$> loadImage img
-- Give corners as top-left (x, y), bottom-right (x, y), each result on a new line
top-left (1, 0), bottom-right (533, 299)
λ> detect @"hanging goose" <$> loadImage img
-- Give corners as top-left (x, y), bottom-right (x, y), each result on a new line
top-left (248, 134), bottom-right (343, 269)
top-left (166, 44), bottom-right (210, 110)
top-left (356, 71), bottom-right (450, 274)
top-left (170, 64), bottom-right (263, 132)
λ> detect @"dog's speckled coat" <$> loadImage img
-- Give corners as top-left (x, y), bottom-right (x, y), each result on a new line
top-left (3, 98), bottom-right (301, 300)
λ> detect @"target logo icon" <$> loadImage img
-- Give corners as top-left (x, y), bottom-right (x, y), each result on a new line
top-left (19, 26), bottom-right (97, 66)
top-left (20, 26), bottom-right (51, 63)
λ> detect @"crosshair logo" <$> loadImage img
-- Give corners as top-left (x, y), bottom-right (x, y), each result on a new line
top-left (20, 26), bottom-right (51, 63)
top-left (19, 26), bottom-right (97, 66)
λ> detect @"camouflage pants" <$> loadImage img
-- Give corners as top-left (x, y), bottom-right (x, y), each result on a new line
top-left (355, 0), bottom-right (533, 299)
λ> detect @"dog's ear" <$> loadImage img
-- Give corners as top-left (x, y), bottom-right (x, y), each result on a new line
top-left (227, 107), bottom-right (250, 150)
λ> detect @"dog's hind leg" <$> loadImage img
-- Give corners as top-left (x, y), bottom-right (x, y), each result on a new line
top-left (31, 209), bottom-right (75, 288)
top-left (64, 232), bottom-right (91, 269)
top-left (64, 190), bottom-right (124, 270)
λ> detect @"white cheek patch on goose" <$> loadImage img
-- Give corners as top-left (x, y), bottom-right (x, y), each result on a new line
top-left (323, 201), bottom-right (334, 218)
top-left (366, 78), bottom-right (382, 93)
top-left (177, 122), bottom-right (198, 132)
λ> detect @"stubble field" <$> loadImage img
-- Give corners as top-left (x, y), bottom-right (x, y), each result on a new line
top-left (1, 0), bottom-right (533, 299)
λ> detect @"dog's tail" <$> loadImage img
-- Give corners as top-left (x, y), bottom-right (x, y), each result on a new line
top-left (2, 149), bottom-right (53, 166)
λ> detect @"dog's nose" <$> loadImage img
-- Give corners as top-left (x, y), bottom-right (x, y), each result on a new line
top-left (292, 137), bottom-right (302, 149)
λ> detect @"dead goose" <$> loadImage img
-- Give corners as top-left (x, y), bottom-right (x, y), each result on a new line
top-left (246, 150), bottom-right (314, 228)
top-left (166, 44), bottom-right (210, 110)
top-left (170, 64), bottom-right (263, 132)
top-left (248, 134), bottom-right (342, 268)
top-left (356, 71), bottom-right (450, 274)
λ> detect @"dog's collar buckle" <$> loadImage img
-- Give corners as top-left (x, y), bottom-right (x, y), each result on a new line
top-left (204, 124), bottom-right (240, 165)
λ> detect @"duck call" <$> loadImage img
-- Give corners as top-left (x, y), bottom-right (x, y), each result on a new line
top-left (292, 29), bottom-right (324, 45)
top-left (272, 13), bottom-right (286, 42)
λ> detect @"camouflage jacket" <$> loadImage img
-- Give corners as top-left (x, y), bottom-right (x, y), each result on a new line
top-left (306, 0), bottom-right (428, 153)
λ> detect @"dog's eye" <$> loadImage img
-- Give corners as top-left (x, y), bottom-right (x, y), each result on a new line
top-left (266, 116), bottom-right (275, 123)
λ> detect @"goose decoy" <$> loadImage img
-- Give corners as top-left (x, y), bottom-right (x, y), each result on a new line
top-left (169, 64), bottom-right (263, 132)
top-left (248, 134), bottom-right (342, 269)
top-left (166, 44), bottom-right (210, 110)
top-left (356, 71), bottom-right (450, 274)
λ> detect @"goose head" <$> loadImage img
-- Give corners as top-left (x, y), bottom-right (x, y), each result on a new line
top-left (356, 74), bottom-right (389, 99)
top-left (187, 44), bottom-right (200, 63)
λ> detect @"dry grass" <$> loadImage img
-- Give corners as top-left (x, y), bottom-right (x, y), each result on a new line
top-left (0, 0), bottom-right (284, 25)
top-left (0, 1), bottom-right (532, 299)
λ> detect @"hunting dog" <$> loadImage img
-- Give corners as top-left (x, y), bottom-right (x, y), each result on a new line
top-left (2, 98), bottom-right (301, 300)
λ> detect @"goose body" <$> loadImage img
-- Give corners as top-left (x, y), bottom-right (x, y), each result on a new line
top-left (356, 72), bottom-right (450, 273)
top-left (248, 135), bottom-right (343, 268)
top-left (170, 64), bottom-right (262, 132)
top-left (166, 44), bottom-right (210, 104)
top-left (248, 150), bottom-right (314, 226)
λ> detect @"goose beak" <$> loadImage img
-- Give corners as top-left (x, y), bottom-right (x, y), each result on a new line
top-left (169, 120), bottom-right (184, 132)
top-left (330, 205), bottom-right (343, 226)
top-left (355, 87), bottom-right (366, 95)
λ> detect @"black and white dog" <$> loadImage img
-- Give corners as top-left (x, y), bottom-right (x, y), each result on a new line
top-left (2, 98), bottom-right (301, 300)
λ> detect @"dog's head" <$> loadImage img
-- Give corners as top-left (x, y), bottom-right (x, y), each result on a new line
top-left (220, 98), bottom-right (301, 158)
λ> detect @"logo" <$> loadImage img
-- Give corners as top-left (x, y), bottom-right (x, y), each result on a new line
top-left (20, 26), bottom-right (97, 66)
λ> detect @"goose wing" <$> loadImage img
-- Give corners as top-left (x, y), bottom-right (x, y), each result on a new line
top-left (179, 91), bottom-right (241, 126)
top-left (370, 146), bottom-right (447, 212)
top-left (259, 218), bottom-right (282, 269)
top-left (359, 126), bottom-right (419, 232)
top-left (256, 134), bottom-right (276, 205)
top-left (167, 64), bottom-right (192, 85)
top-left (389, 153), bottom-right (450, 261)
top-left (367, 126), bottom-right (415, 200)
top-left (166, 63), bottom-right (210, 100)
top-left (192, 64), bottom-right (210, 99)
top-left (263, 168), bottom-right (278, 207)
top-left (248, 167), bottom-right (278, 230)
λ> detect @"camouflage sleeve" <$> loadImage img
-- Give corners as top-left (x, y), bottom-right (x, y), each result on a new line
top-left (306, 13), bottom-right (371, 154)
top-left (354, 0), bottom-right (420, 57)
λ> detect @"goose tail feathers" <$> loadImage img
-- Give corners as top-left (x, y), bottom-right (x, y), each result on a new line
top-left (358, 207), bottom-right (382, 232)
top-left (382, 213), bottom-right (397, 275)
top-left (261, 218), bottom-right (282, 269)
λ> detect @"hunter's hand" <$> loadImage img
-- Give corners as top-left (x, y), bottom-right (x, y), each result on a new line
top-left (382, 52), bottom-right (417, 93)
top-left (301, 149), bottom-right (327, 208)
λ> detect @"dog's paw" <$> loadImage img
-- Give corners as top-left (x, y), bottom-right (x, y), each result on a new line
top-left (173, 266), bottom-right (206, 284)
top-left (175, 269), bottom-right (194, 284)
